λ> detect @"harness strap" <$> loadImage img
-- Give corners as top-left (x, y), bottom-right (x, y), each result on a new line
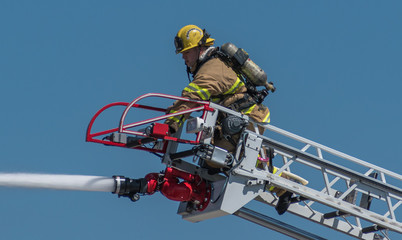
top-left (228, 93), bottom-right (257, 112)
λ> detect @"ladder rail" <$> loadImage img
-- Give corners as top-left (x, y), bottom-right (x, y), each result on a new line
top-left (275, 147), bottom-right (402, 204)
top-left (243, 168), bottom-right (402, 234)
top-left (255, 193), bottom-right (384, 240)
top-left (264, 125), bottom-right (402, 181)
top-left (257, 132), bottom-right (402, 197)
top-left (233, 162), bottom-right (401, 237)
top-left (272, 147), bottom-right (402, 204)
top-left (248, 133), bottom-right (402, 234)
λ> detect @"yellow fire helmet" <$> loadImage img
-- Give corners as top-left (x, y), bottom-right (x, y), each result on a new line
top-left (174, 25), bottom-right (215, 54)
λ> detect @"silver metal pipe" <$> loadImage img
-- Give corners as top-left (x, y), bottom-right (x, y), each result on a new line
top-left (234, 207), bottom-right (327, 240)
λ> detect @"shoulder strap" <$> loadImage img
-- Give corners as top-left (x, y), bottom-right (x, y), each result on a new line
top-left (190, 48), bottom-right (218, 78)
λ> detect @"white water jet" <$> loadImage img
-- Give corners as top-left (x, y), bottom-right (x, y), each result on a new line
top-left (0, 173), bottom-right (116, 192)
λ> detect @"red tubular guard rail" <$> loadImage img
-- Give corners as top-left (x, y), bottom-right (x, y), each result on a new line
top-left (86, 93), bottom-right (214, 153)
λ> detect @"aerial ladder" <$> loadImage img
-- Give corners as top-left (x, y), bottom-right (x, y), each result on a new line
top-left (86, 93), bottom-right (402, 240)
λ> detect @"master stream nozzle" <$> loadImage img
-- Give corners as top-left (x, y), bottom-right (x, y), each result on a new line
top-left (113, 176), bottom-right (148, 202)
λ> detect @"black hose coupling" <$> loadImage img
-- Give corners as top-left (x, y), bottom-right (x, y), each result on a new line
top-left (112, 176), bottom-right (148, 202)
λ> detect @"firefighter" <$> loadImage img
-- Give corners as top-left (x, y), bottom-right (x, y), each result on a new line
top-left (166, 24), bottom-right (270, 159)
top-left (165, 24), bottom-right (293, 215)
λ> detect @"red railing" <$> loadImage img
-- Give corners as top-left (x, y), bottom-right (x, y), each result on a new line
top-left (86, 93), bottom-right (214, 153)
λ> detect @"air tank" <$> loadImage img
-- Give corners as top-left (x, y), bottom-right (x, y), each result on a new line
top-left (221, 43), bottom-right (274, 92)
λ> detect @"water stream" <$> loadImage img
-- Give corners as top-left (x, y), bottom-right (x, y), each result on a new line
top-left (0, 173), bottom-right (116, 192)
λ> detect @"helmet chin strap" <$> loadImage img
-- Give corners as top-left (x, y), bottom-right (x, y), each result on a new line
top-left (185, 47), bottom-right (202, 82)
top-left (186, 65), bottom-right (192, 83)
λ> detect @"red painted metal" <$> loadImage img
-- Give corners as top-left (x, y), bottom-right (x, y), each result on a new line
top-left (86, 93), bottom-right (212, 154)
top-left (86, 102), bottom-right (129, 146)
top-left (144, 167), bottom-right (211, 211)
top-left (149, 123), bottom-right (169, 138)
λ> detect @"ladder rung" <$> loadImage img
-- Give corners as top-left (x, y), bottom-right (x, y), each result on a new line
top-left (323, 210), bottom-right (347, 219)
top-left (361, 224), bottom-right (386, 234)
top-left (291, 196), bottom-right (308, 203)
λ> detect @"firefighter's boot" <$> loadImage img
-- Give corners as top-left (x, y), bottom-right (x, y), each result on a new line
top-left (275, 191), bottom-right (293, 215)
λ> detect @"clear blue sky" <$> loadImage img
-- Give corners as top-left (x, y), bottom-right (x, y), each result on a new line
top-left (1, 1), bottom-right (401, 239)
